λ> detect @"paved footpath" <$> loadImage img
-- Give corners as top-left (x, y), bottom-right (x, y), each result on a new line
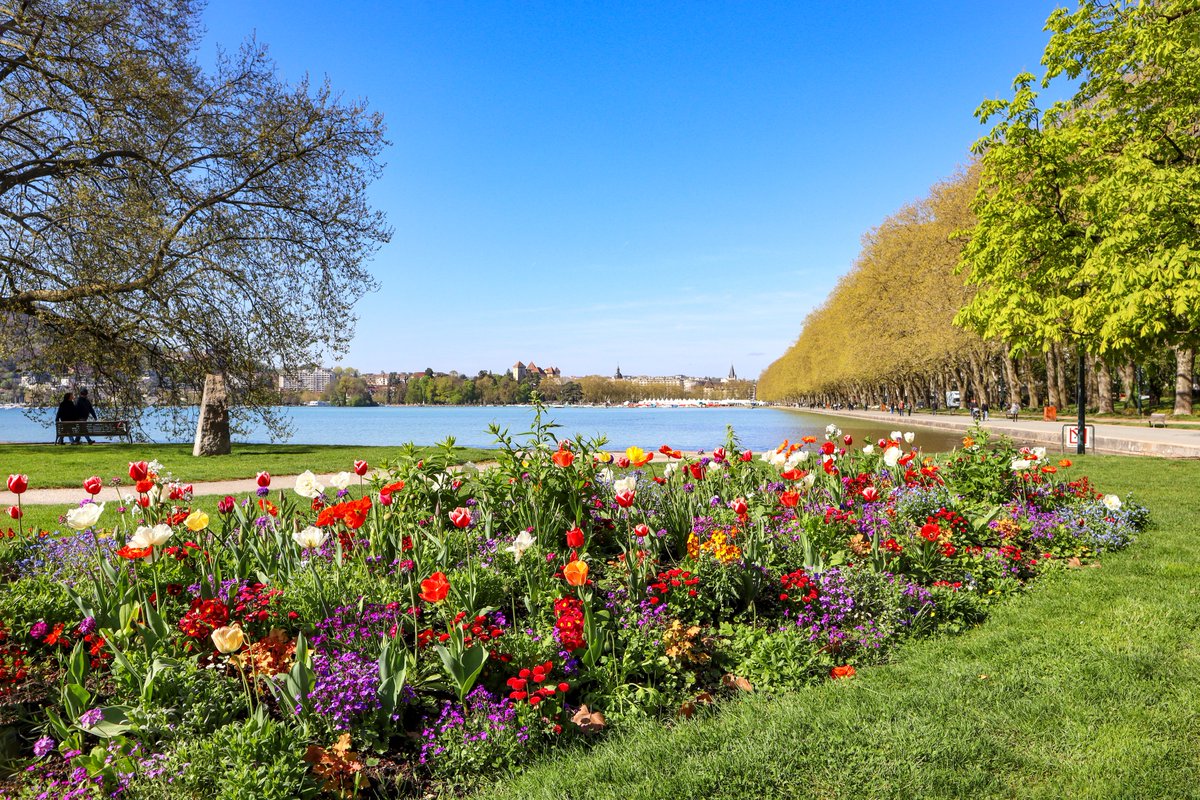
top-left (802, 408), bottom-right (1200, 459)
top-left (7, 418), bottom-right (1196, 508)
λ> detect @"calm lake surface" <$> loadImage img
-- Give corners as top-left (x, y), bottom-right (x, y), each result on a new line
top-left (0, 405), bottom-right (965, 452)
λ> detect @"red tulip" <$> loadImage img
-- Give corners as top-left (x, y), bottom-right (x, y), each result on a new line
top-left (128, 461), bottom-right (148, 482)
top-left (633, 523), bottom-right (650, 538)
top-left (7, 505), bottom-right (20, 519)
top-left (217, 495), bottom-right (235, 514)
top-left (256, 471), bottom-right (271, 488)
top-left (6, 474), bottom-right (27, 494)
top-left (861, 486), bottom-right (879, 502)
top-left (82, 476), bottom-right (103, 495)
top-left (614, 490), bottom-right (636, 508)
top-left (820, 441), bottom-right (835, 455)
top-left (565, 526), bottom-right (584, 549)
top-left (353, 460), bottom-right (369, 476)
top-left (740, 451), bottom-right (753, 462)
top-left (448, 507), bottom-right (472, 528)
top-left (712, 447), bottom-right (726, 462)
top-left (730, 497), bottom-right (748, 516)
top-left (843, 434), bottom-right (853, 445)
top-left (687, 463), bottom-right (706, 481)
top-left (780, 490), bottom-right (800, 508)
top-left (419, 571), bottom-right (450, 603)
top-left (136, 495), bottom-right (150, 508)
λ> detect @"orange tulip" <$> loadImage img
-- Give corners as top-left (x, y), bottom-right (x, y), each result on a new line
top-left (830, 665), bottom-right (856, 679)
top-left (552, 449), bottom-right (575, 468)
top-left (564, 560), bottom-right (589, 586)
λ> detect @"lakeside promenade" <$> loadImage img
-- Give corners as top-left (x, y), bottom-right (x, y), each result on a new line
top-left (804, 407), bottom-right (1200, 459)
top-left (9, 413), bottom-right (1196, 508)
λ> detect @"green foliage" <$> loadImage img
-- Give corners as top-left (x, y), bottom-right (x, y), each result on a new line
top-left (164, 715), bottom-right (317, 800)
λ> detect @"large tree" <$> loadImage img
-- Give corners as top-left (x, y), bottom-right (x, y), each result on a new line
top-left (0, 0), bottom-right (390, 442)
top-left (958, 0), bottom-right (1200, 414)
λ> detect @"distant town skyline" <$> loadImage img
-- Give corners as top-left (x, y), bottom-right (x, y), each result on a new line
top-left (201, 1), bottom-right (1068, 378)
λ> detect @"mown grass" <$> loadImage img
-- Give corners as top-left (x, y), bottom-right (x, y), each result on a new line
top-left (483, 455), bottom-right (1200, 800)
top-left (0, 443), bottom-right (493, 489)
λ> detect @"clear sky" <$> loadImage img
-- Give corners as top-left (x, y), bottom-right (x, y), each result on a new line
top-left (200, 1), bottom-right (1064, 380)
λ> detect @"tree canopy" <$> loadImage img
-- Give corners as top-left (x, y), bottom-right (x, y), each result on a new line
top-left (0, 0), bottom-right (390, 432)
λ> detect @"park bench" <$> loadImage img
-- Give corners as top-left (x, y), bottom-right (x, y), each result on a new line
top-left (1149, 413), bottom-right (1167, 428)
top-left (55, 420), bottom-right (133, 444)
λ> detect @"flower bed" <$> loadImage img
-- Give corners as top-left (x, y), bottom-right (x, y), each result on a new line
top-left (0, 414), bottom-right (1146, 798)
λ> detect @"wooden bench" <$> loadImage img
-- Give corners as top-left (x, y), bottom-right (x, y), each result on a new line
top-left (1149, 413), bottom-right (1167, 428)
top-left (56, 420), bottom-right (133, 444)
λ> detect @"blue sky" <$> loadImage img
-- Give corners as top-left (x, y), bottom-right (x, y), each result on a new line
top-left (201, 1), bottom-right (1064, 379)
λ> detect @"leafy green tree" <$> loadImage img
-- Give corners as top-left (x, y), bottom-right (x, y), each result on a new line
top-left (0, 0), bottom-right (390, 435)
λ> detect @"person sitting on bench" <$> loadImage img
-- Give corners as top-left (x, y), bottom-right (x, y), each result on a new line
top-left (74, 388), bottom-right (98, 444)
top-left (54, 392), bottom-right (76, 445)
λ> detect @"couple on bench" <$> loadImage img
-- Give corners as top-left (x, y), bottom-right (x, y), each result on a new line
top-left (55, 389), bottom-right (98, 444)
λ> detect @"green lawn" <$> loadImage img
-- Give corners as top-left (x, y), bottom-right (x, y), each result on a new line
top-left (483, 455), bottom-right (1200, 800)
top-left (0, 443), bottom-right (494, 490)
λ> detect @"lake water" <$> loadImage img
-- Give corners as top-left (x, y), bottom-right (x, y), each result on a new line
top-left (0, 405), bottom-right (965, 452)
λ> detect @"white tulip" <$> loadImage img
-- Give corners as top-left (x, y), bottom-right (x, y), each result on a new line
top-left (903, 432), bottom-right (915, 444)
top-left (663, 463), bottom-right (678, 479)
top-left (1011, 459), bottom-right (1031, 471)
top-left (293, 525), bottom-right (328, 550)
top-left (328, 472), bottom-right (352, 491)
top-left (66, 502), bottom-right (104, 531)
top-left (598, 468), bottom-right (614, 484)
top-left (883, 446), bottom-right (901, 468)
top-left (1102, 494), bottom-right (1122, 511)
top-left (130, 524), bottom-right (173, 549)
top-left (505, 530), bottom-right (536, 563)
top-left (293, 470), bottom-right (325, 499)
top-left (862, 444), bottom-right (875, 455)
top-left (613, 476), bottom-right (638, 494)
top-left (890, 430), bottom-right (902, 442)
top-left (802, 472), bottom-right (816, 488)
top-left (1031, 447), bottom-right (1047, 461)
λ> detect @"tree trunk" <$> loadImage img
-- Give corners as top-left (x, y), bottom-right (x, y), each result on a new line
top-left (1054, 345), bottom-right (1070, 411)
top-left (1021, 357), bottom-right (1040, 408)
top-left (1044, 350), bottom-right (1060, 408)
top-left (1002, 349), bottom-right (1022, 407)
top-left (1174, 346), bottom-right (1194, 415)
top-left (1096, 356), bottom-right (1115, 414)
top-left (1118, 359), bottom-right (1136, 407)
top-left (193, 373), bottom-right (232, 456)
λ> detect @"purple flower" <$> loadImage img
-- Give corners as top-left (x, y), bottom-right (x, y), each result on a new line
top-left (78, 616), bottom-right (97, 636)
top-left (33, 736), bottom-right (55, 758)
top-left (79, 708), bottom-right (103, 728)
top-left (29, 621), bottom-right (48, 640)
top-left (256, 486), bottom-right (270, 497)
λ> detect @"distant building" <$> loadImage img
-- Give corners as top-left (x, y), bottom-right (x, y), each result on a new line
top-left (723, 364), bottom-right (738, 384)
top-left (512, 360), bottom-right (561, 381)
top-left (278, 367), bottom-right (334, 393)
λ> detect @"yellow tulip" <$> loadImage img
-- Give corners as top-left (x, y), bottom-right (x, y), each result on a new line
top-left (184, 510), bottom-right (209, 532)
top-left (211, 625), bottom-right (244, 654)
